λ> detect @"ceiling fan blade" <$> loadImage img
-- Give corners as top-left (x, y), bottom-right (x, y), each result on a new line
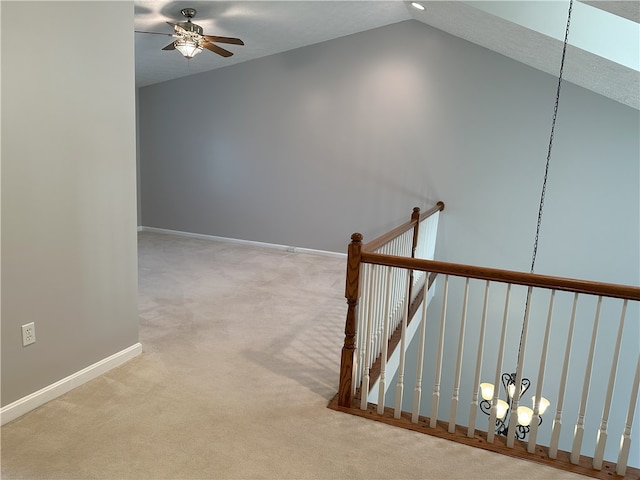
top-left (162, 42), bottom-right (176, 51)
top-left (135, 30), bottom-right (174, 36)
top-left (202, 41), bottom-right (233, 57)
top-left (203, 35), bottom-right (244, 46)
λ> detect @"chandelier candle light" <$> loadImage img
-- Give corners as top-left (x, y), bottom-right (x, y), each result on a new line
top-left (479, 374), bottom-right (550, 440)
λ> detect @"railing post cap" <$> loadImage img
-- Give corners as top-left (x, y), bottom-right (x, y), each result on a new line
top-left (413, 207), bottom-right (420, 213)
top-left (351, 233), bottom-right (363, 243)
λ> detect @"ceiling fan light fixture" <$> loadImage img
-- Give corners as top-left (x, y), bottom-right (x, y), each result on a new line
top-left (137, 7), bottom-right (243, 60)
top-left (174, 38), bottom-right (203, 59)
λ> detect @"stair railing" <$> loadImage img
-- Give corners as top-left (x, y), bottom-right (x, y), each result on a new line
top-left (336, 211), bottom-right (640, 476)
top-left (338, 202), bottom-right (444, 408)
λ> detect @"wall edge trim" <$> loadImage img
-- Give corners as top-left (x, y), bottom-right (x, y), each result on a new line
top-left (138, 226), bottom-right (347, 259)
top-left (0, 343), bottom-right (142, 425)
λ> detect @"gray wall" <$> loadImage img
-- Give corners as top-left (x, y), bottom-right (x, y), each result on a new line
top-left (1, 1), bottom-right (139, 406)
top-left (138, 19), bottom-right (639, 463)
top-left (138, 20), bottom-right (638, 285)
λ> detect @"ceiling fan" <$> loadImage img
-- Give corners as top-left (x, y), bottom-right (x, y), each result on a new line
top-left (136, 7), bottom-right (244, 59)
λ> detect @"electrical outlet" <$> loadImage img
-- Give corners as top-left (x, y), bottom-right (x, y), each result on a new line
top-left (22, 322), bottom-right (36, 346)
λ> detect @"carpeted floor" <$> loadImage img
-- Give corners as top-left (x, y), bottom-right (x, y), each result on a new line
top-left (1, 232), bottom-right (588, 479)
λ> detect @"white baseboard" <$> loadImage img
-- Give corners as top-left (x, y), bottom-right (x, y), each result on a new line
top-left (0, 342), bottom-right (142, 426)
top-left (138, 226), bottom-right (347, 259)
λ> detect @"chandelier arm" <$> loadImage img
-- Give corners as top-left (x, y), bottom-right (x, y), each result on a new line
top-left (480, 399), bottom-right (493, 416)
top-left (520, 378), bottom-right (531, 397)
top-left (516, 425), bottom-right (530, 440)
top-left (501, 372), bottom-right (513, 394)
top-left (496, 418), bottom-right (509, 437)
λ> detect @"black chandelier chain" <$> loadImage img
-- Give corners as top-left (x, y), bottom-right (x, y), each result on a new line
top-left (481, 0), bottom-right (574, 441)
top-left (516, 0), bottom-right (573, 368)
top-left (530, 0), bottom-right (573, 276)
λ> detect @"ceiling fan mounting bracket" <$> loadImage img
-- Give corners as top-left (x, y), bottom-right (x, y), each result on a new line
top-left (181, 8), bottom-right (197, 20)
top-left (177, 7), bottom-right (203, 35)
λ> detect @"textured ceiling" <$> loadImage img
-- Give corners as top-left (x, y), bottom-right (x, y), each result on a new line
top-left (584, 0), bottom-right (640, 22)
top-left (134, 1), bottom-right (640, 109)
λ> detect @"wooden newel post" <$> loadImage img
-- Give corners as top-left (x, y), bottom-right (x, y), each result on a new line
top-left (407, 207), bottom-right (421, 312)
top-left (410, 207), bottom-right (421, 259)
top-left (338, 232), bottom-right (363, 407)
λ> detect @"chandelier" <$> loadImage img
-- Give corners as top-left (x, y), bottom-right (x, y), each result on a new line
top-left (480, 374), bottom-right (550, 440)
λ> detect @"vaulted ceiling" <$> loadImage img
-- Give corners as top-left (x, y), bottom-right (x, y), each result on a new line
top-left (134, 1), bottom-right (640, 109)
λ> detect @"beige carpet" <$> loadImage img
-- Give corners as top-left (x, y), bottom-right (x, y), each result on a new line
top-left (1, 232), bottom-right (588, 479)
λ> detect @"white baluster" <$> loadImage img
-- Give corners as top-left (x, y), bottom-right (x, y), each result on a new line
top-left (423, 223), bottom-right (429, 258)
top-left (392, 252), bottom-right (402, 332)
top-left (412, 280), bottom-right (430, 423)
top-left (368, 264), bottom-right (378, 368)
top-left (422, 212), bottom-right (439, 260)
top-left (368, 265), bottom-right (377, 374)
top-left (488, 284), bottom-right (511, 444)
top-left (372, 263), bottom-right (384, 369)
top-left (424, 218), bottom-right (431, 258)
top-left (394, 270), bottom-right (411, 418)
top-left (468, 281), bottom-right (490, 438)
top-left (355, 263), bottom-right (370, 390)
top-left (405, 229), bottom-right (412, 256)
top-left (430, 275), bottom-right (449, 428)
top-left (593, 299), bottom-right (628, 469)
top-left (377, 266), bottom-right (393, 414)
top-left (389, 240), bottom-right (399, 333)
top-left (422, 217), bottom-right (429, 257)
top-left (425, 220), bottom-right (430, 257)
top-left (449, 277), bottom-right (470, 434)
top-left (571, 295), bottom-right (602, 464)
top-left (360, 264), bottom-right (375, 410)
top-left (616, 353), bottom-right (640, 476)
top-left (416, 220), bottom-right (423, 255)
top-left (507, 287), bottom-right (532, 449)
top-left (528, 290), bottom-right (555, 453)
top-left (550, 292), bottom-right (578, 458)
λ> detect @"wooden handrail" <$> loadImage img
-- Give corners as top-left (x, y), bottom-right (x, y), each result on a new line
top-left (363, 201), bottom-right (445, 253)
top-left (419, 201), bottom-right (445, 222)
top-left (362, 219), bottom-right (417, 253)
top-left (360, 253), bottom-right (640, 301)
